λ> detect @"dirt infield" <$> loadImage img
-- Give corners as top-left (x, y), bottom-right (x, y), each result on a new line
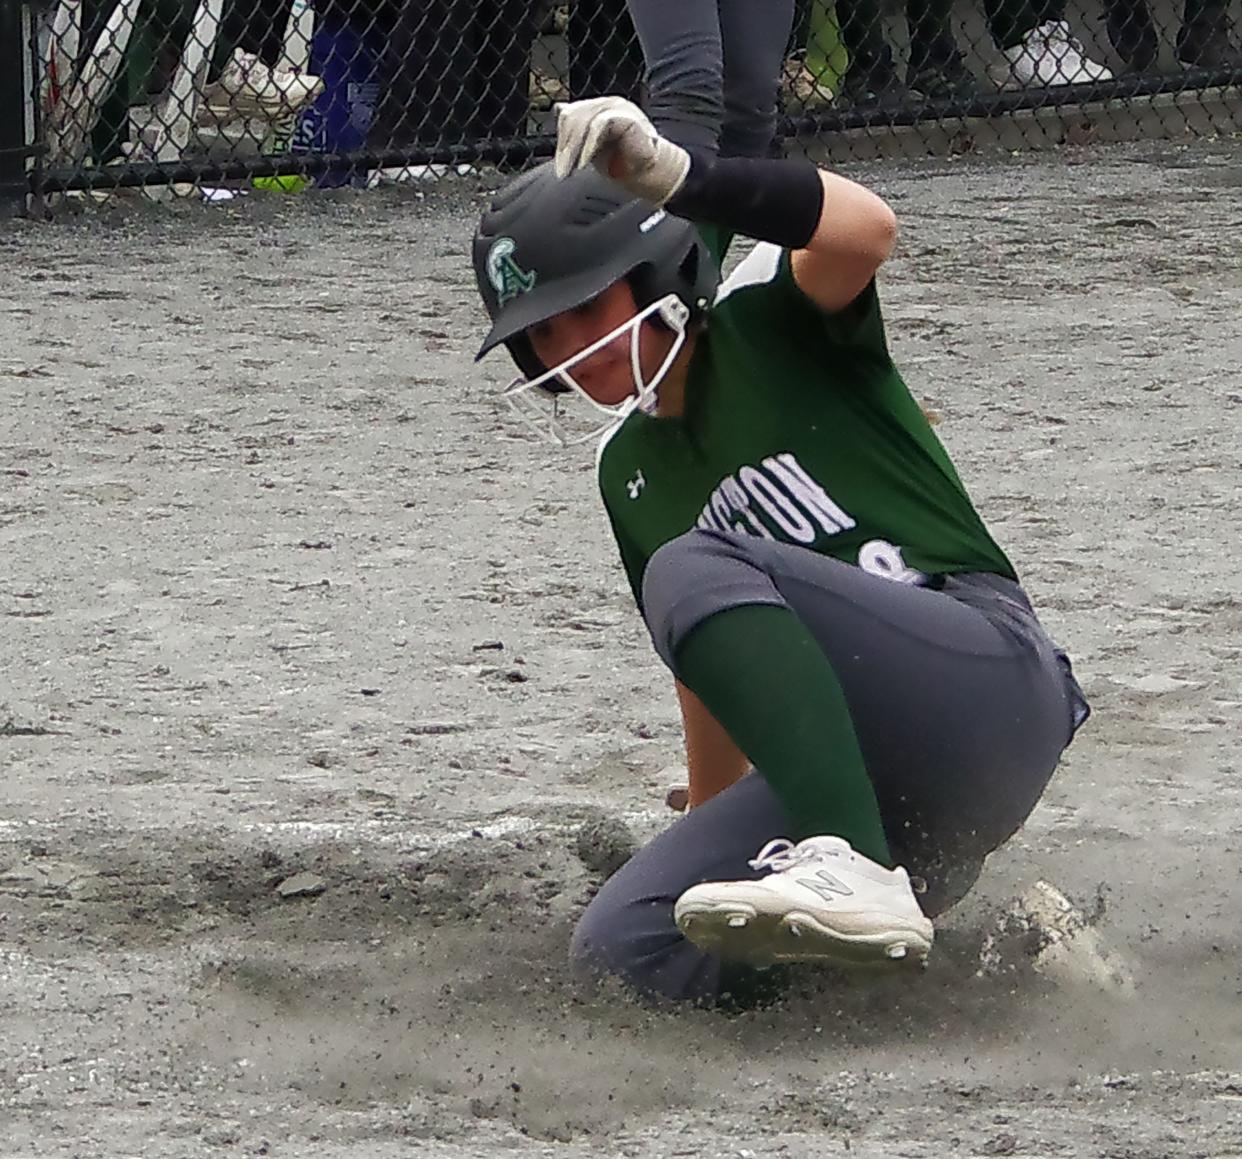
top-left (2, 138), bottom-right (1240, 1157)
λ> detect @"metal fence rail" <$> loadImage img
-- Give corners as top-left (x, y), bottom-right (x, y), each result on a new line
top-left (5, 0), bottom-right (1241, 207)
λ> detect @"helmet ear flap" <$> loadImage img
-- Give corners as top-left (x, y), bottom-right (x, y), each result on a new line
top-left (679, 243), bottom-right (701, 300)
top-left (626, 234), bottom-right (715, 327)
top-left (504, 333), bottom-right (549, 384)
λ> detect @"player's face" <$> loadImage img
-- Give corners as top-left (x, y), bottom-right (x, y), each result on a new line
top-left (527, 280), bottom-right (676, 407)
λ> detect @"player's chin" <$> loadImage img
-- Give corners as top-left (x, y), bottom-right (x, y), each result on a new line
top-left (577, 373), bottom-right (636, 409)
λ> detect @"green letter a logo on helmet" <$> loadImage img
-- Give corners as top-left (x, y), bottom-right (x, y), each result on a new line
top-left (486, 237), bottom-right (537, 305)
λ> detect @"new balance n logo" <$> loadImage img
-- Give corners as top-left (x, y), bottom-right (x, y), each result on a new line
top-left (797, 869), bottom-right (854, 902)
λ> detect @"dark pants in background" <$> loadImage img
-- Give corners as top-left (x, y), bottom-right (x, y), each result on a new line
top-left (570, 0), bottom-right (646, 105)
top-left (374, 0), bottom-right (642, 148)
top-left (373, 0), bottom-right (537, 146)
top-left (624, 0), bottom-right (796, 158)
top-left (828, 0), bottom-right (961, 75)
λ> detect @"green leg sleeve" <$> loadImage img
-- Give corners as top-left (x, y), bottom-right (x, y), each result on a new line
top-left (676, 604), bottom-right (892, 865)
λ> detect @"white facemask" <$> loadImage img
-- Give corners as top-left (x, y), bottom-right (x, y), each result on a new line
top-left (502, 293), bottom-right (691, 446)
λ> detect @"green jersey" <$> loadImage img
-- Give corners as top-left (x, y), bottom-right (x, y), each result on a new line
top-left (597, 242), bottom-right (1017, 607)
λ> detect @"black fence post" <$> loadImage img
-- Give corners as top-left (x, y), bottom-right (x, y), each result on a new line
top-left (0, 0), bottom-right (34, 212)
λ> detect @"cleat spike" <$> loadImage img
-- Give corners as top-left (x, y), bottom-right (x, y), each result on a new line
top-left (886, 943), bottom-right (908, 960)
top-left (727, 914), bottom-right (749, 928)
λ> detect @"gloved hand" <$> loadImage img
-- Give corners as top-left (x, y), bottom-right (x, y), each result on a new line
top-left (553, 96), bottom-right (691, 206)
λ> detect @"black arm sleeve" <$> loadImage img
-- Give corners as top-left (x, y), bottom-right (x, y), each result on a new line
top-left (664, 150), bottom-right (825, 250)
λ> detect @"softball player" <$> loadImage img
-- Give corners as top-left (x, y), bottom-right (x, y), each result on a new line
top-left (472, 98), bottom-right (1090, 1007)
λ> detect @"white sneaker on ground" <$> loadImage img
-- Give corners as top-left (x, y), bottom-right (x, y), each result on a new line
top-left (529, 68), bottom-right (570, 112)
top-left (782, 56), bottom-right (836, 109)
top-left (1000, 20), bottom-right (1113, 87)
top-left (203, 49), bottom-right (324, 120)
top-left (674, 836), bottom-right (934, 968)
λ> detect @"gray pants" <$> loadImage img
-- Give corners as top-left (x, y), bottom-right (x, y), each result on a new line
top-left (625, 0), bottom-right (796, 157)
top-left (570, 530), bottom-right (1088, 1006)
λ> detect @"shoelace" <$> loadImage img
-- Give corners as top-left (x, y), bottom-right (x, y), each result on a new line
top-left (747, 838), bottom-right (798, 873)
top-left (1041, 21), bottom-right (1090, 57)
top-left (748, 838), bottom-right (852, 873)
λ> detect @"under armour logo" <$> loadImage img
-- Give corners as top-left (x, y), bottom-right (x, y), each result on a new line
top-left (797, 868), bottom-right (854, 902)
top-left (626, 470), bottom-right (646, 499)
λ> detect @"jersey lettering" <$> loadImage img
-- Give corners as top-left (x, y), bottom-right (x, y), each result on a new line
top-left (763, 454), bottom-right (857, 536)
top-left (697, 452), bottom-right (856, 547)
top-left (858, 538), bottom-right (926, 584)
top-left (696, 507), bottom-right (722, 532)
top-left (720, 477), bottom-right (774, 539)
top-left (738, 465), bottom-right (816, 543)
top-left (709, 488), bottom-right (735, 532)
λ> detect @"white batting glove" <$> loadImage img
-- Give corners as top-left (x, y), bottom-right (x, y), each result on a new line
top-left (553, 96), bottom-right (691, 206)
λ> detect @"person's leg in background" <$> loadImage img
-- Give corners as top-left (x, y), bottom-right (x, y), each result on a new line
top-left (783, 0), bottom-right (848, 111)
top-left (1100, 0), bottom-right (1242, 71)
top-left (716, 0), bottom-right (796, 156)
top-left (618, 0), bottom-right (790, 258)
top-left (220, 0), bottom-right (295, 63)
top-left (377, 0), bottom-right (466, 146)
top-left (381, 0), bottom-right (537, 147)
top-left (904, 0), bottom-right (982, 96)
top-left (823, 0), bottom-right (982, 107)
top-left (472, 0), bottom-right (542, 139)
top-left (623, 0), bottom-right (791, 157)
top-left (570, 0), bottom-right (645, 103)
top-left (982, 0), bottom-right (1057, 59)
top-left (983, 0), bottom-right (1113, 84)
top-left (86, 0), bottom-right (170, 163)
top-left (1103, 0), bottom-right (1159, 72)
top-left (622, 0), bottom-right (809, 158)
top-left (1098, 0), bottom-right (1242, 74)
top-left (624, 0), bottom-right (727, 155)
top-left (1175, 0), bottom-right (1242, 66)
top-left (833, 0), bottom-right (911, 103)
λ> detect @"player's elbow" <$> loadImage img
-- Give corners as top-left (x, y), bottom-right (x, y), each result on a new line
top-left (863, 199), bottom-right (898, 268)
top-left (829, 200), bottom-right (896, 288)
top-left (812, 183), bottom-right (897, 270)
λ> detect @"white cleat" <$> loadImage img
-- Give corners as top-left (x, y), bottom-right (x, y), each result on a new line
top-left (674, 837), bottom-right (934, 969)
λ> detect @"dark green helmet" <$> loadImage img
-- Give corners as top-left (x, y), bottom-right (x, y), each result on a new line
top-left (473, 161), bottom-right (718, 381)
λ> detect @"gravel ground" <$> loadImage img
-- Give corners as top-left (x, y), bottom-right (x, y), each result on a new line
top-left (1, 136), bottom-right (1241, 1157)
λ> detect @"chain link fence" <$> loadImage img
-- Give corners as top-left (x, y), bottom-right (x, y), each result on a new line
top-left (3, 0), bottom-right (1241, 206)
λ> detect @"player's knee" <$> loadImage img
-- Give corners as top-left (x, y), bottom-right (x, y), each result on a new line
top-left (568, 894), bottom-right (651, 992)
top-left (568, 905), bottom-right (617, 982)
top-left (642, 527), bottom-right (762, 602)
top-left (570, 898), bottom-right (727, 1007)
top-left (641, 529), bottom-right (775, 665)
